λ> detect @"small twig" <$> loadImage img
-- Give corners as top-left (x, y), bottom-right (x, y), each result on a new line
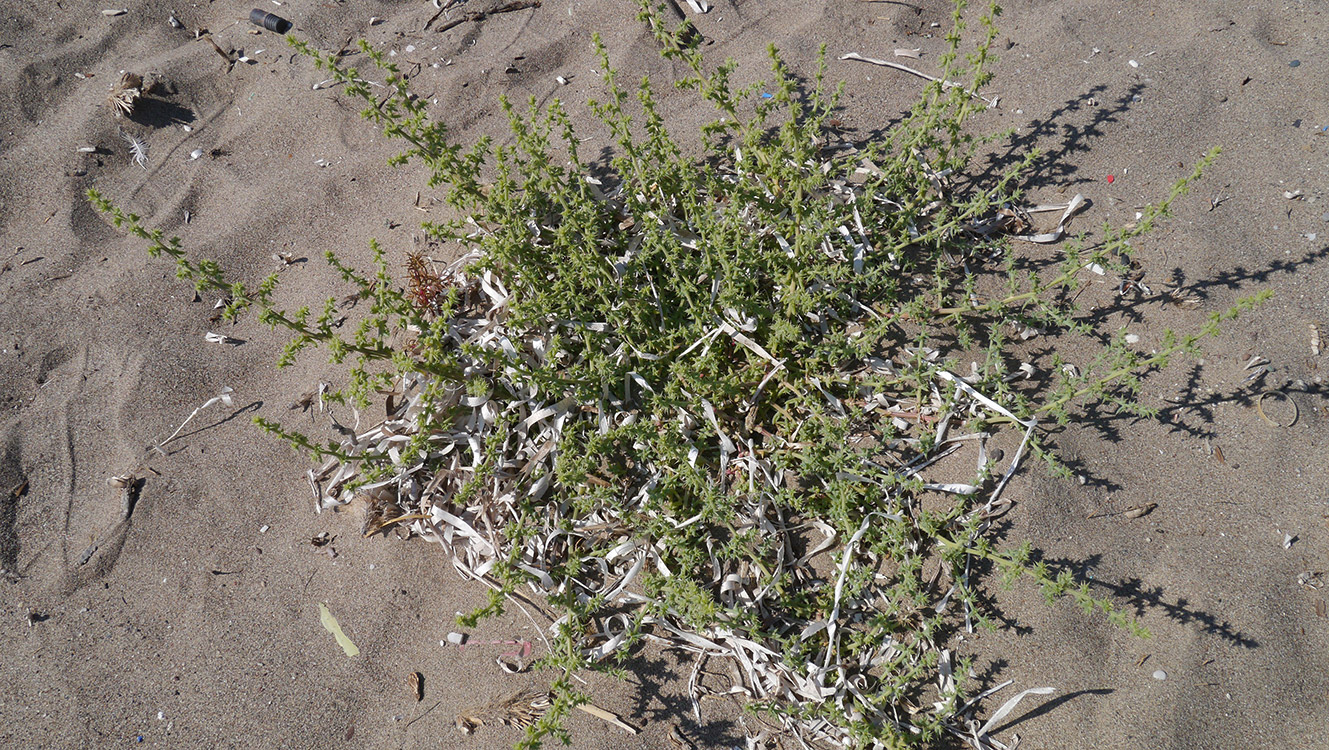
top-left (423, 0), bottom-right (469, 30)
top-left (201, 33), bottom-right (234, 70)
top-left (406, 699), bottom-right (443, 728)
top-left (432, 0), bottom-right (541, 33)
top-left (840, 52), bottom-right (998, 107)
top-left (575, 702), bottom-right (639, 734)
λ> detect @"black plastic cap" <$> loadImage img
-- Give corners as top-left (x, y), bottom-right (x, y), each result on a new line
top-left (249, 8), bottom-right (291, 33)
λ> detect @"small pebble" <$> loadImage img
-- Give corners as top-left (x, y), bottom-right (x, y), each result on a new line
top-left (1152, 670), bottom-right (1167, 680)
top-left (1289, 60), bottom-right (1301, 68)
top-left (1321, 212), bottom-right (1329, 222)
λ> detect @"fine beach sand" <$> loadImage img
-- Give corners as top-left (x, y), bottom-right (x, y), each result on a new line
top-left (1, 1), bottom-right (1326, 748)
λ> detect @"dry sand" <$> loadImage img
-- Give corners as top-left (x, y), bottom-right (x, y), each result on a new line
top-left (1, 1), bottom-right (1326, 748)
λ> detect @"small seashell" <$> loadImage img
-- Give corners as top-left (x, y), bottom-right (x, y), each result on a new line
top-left (1152, 670), bottom-right (1166, 680)
top-left (77, 146), bottom-right (97, 153)
top-left (102, 9), bottom-right (128, 17)
top-left (189, 149), bottom-right (204, 160)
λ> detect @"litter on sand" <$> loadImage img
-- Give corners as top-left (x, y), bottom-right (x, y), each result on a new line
top-left (1255, 390), bottom-right (1298, 428)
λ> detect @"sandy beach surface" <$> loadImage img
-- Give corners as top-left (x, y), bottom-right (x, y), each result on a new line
top-left (2, 1), bottom-right (1326, 748)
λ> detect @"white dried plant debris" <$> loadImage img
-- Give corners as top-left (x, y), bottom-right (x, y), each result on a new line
top-left (120, 129), bottom-right (149, 169)
top-left (156, 387), bottom-right (234, 450)
top-left (1312, 323), bottom-right (1321, 356)
top-left (107, 71), bottom-right (143, 117)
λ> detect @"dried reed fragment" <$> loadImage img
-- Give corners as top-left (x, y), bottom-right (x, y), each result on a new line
top-left (106, 72), bottom-right (142, 117)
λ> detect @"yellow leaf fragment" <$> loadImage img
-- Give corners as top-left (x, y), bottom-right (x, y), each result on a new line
top-left (319, 602), bottom-right (360, 657)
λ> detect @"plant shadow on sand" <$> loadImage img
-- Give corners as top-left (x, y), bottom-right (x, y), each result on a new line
top-left (611, 646), bottom-right (746, 747)
top-left (973, 82), bottom-right (1143, 192)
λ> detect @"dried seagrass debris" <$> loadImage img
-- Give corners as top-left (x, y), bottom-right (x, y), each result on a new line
top-left (454, 686), bottom-right (637, 735)
top-left (106, 71), bottom-right (143, 116)
top-left (455, 687), bottom-right (551, 733)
